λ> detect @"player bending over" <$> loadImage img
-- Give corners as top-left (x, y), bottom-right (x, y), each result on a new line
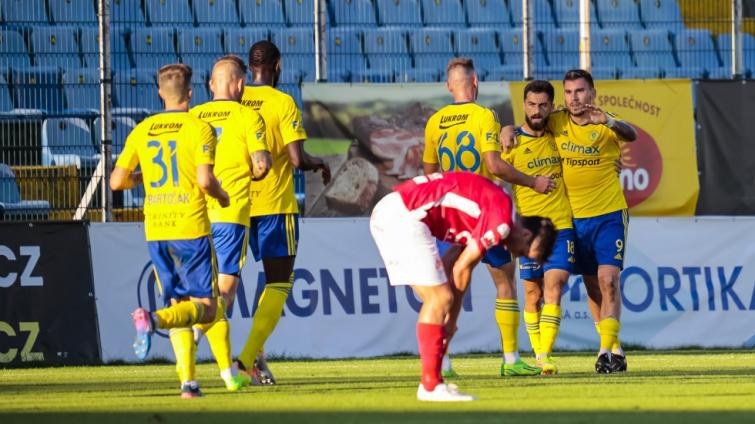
top-left (190, 55), bottom-right (272, 391)
top-left (370, 171), bottom-right (557, 401)
top-left (110, 64), bottom-right (230, 398)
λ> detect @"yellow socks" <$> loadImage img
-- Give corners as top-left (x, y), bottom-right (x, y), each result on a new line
top-left (155, 301), bottom-right (204, 329)
top-left (169, 327), bottom-right (196, 383)
top-left (495, 299), bottom-right (520, 360)
top-left (539, 304), bottom-right (561, 355)
top-left (595, 321), bottom-right (623, 354)
top-left (194, 299), bottom-right (231, 371)
top-left (523, 310), bottom-right (541, 357)
top-left (238, 281), bottom-right (292, 368)
top-left (598, 317), bottom-right (621, 353)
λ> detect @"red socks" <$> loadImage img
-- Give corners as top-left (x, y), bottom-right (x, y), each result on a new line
top-left (417, 322), bottom-right (445, 391)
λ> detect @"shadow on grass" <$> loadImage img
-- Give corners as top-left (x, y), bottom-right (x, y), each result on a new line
top-left (1, 411), bottom-right (754, 424)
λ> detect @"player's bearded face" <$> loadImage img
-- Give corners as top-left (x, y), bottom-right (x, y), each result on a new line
top-left (564, 79), bottom-right (595, 116)
top-left (523, 92), bottom-right (553, 131)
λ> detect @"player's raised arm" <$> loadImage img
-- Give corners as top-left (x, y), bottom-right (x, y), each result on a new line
top-left (584, 104), bottom-right (636, 142)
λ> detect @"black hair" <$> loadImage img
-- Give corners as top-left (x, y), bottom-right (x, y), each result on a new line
top-left (249, 40), bottom-right (281, 68)
top-left (523, 80), bottom-right (555, 102)
top-left (519, 216), bottom-right (557, 264)
top-left (563, 69), bottom-right (595, 90)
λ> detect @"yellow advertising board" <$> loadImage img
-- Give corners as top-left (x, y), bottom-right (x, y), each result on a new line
top-left (510, 79), bottom-right (699, 216)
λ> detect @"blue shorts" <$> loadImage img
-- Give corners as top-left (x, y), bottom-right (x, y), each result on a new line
top-left (211, 223), bottom-right (249, 276)
top-left (519, 228), bottom-right (576, 280)
top-left (573, 209), bottom-right (628, 275)
top-left (148, 236), bottom-right (217, 307)
top-left (249, 213), bottom-right (299, 261)
top-left (436, 240), bottom-right (512, 268)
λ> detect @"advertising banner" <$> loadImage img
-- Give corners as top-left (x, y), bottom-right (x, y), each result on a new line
top-left (696, 80), bottom-right (755, 215)
top-left (89, 218), bottom-right (755, 362)
top-left (510, 79), bottom-right (699, 216)
top-left (300, 82), bottom-right (513, 217)
top-left (0, 222), bottom-right (100, 366)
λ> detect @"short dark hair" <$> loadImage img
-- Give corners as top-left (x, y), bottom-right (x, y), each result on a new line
top-left (249, 40), bottom-right (281, 68)
top-left (563, 69), bottom-right (595, 89)
top-left (519, 216), bottom-right (558, 264)
top-left (523, 80), bottom-right (555, 102)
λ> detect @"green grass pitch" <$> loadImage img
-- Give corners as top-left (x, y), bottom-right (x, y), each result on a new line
top-left (1, 350), bottom-right (754, 424)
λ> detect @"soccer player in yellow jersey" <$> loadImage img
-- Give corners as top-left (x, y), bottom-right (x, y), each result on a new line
top-left (502, 69), bottom-right (636, 373)
top-left (554, 69), bottom-right (636, 373)
top-left (423, 58), bottom-right (554, 378)
top-left (189, 56), bottom-right (271, 391)
top-left (236, 40), bottom-right (331, 384)
top-left (109, 64), bottom-right (230, 398)
top-left (501, 80), bottom-right (575, 375)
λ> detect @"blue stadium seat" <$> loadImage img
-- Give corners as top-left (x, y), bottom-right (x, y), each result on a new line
top-left (465, 0), bottom-right (508, 28)
top-left (177, 28), bottom-right (223, 72)
top-left (285, 0), bottom-right (315, 26)
top-left (41, 117), bottom-right (98, 169)
top-left (0, 73), bottom-right (13, 111)
top-left (239, 0), bottom-right (287, 27)
top-left (673, 29), bottom-right (722, 79)
top-left (62, 68), bottom-right (100, 112)
top-left (0, 0), bottom-right (48, 25)
top-left (498, 27), bottom-right (525, 76)
top-left (537, 29), bottom-right (579, 79)
top-left (591, 29), bottom-right (632, 78)
top-left (145, 0), bottom-right (194, 26)
top-left (272, 27), bottom-right (316, 81)
top-left (330, 0), bottom-right (377, 27)
top-left (410, 28), bottom-right (455, 81)
top-left (455, 29), bottom-right (502, 80)
top-left (421, 0), bottom-right (466, 27)
top-left (113, 68), bottom-right (162, 112)
top-left (224, 28), bottom-right (269, 58)
top-left (508, 0), bottom-right (557, 29)
top-left (550, 0), bottom-right (599, 29)
top-left (111, 0), bottom-right (147, 25)
top-left (0, 29), bottom-right (32, 69)
top-left (376, 0), bottom-right (422, 28)
top-left (191, 70), bottom-right (210, 105)
top-left (327, 28), bottom-right (367, 82)
top-left (629, 29), bottom-right (676, 78)
top-left (595, 0), bottom-right (642, 29)
top-left (718, 33), bottom-right (755, 78)
top-left (11, 66), bottom-right (64, 113)
top-left (131, 27), bottom-right (178, 70)
top-left (94, 116), bottom-right (137, 155)
top-left (80, 27), bottom-right (131, 69)
top-left (0, 164), bottom-right (50, 220)
top-left (48, 0), bottom-right (98, 25)
top-left (30, 26), bottom-right (82, 68)
top-left (362, 29), bottom-right (411, 82)
top-left (194, 0), bottom-right (240, 26)
top-left (639, 0), bottom-right (682, 29)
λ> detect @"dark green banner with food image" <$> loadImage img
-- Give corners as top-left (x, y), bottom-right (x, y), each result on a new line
top-left (300, 83), bottom-right (513, 217)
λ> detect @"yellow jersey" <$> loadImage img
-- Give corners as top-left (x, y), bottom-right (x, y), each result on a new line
top-left (501, 128), bottom-right (572, 230)
top-left (190, 100), bottom-right (268, 226)
top-left (423, 102), bottom-right (501, 181)
top-left (116, 110), bottom-right (216, 241)
top-left (548, 109), bottom-right (627, 218)
top-left (241, 84), bottom-right (306, 216)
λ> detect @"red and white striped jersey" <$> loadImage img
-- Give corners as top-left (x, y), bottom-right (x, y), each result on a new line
top-left (394, 172), bottom-right (513, 252)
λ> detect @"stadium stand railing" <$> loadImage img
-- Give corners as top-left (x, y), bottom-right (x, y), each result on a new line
top-left (0, 0), bottom-right (749, 222)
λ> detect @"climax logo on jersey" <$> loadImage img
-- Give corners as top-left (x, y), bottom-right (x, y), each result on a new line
top-left (135, 262), bottom-right (168, 339)
top-left (620, 124), bottom-right (662, 208)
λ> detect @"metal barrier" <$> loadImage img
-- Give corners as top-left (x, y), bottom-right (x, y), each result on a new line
top-left (0, 0), bottom-right (751, 222)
